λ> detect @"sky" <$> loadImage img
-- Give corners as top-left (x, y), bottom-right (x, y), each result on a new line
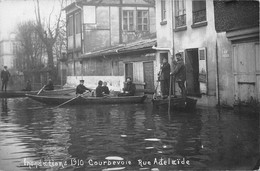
top-left (0, 0), bottom-right (66, 40)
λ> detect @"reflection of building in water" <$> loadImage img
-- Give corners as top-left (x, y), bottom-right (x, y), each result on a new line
top-left (1, 98), bottom-right (8, 114)
top-left (198, 109), bottom-right (259, 169)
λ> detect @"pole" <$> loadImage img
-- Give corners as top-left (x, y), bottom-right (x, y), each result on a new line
top-left (168, 75), bottom-right (172, 118)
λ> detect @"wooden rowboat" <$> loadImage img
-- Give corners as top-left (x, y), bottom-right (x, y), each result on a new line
top-left (152, 96), bottom-right (197, 110)
top-left (0, 88), bottom-right (75, 98)
top-left (26, 94), bottom-right (147, 105)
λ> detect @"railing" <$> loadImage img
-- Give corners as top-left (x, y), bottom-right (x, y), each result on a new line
top-left (193, 9), bottom-right (206, 23)
top-left (175, 14), bottom-right (186, 28)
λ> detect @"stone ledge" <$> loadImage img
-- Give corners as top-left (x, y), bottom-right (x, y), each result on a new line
top-left (191, 21), bottom-right (208, 28)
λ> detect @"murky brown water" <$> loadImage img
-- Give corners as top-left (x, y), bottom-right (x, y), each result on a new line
top-left (0, 98), bottom-right (259, 171)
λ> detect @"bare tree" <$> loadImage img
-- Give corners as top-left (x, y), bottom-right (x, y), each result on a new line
top-left (16, 21), bottom-right (45, 72)
top-left (34, 0), bottom-right (64, 72)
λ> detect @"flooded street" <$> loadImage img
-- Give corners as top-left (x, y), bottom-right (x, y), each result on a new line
top-left (0, 97), bottom-right (258, 171)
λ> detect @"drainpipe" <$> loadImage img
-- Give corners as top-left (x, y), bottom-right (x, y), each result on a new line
top-left (216, 41), bottom-right (220, 107)
top-left (171, 0), bottom-right (175, 96)
top-left (152, 46), bottom-right (173, 55)
top-left (75, 2), bottom-right (84, 80)
top-left (119, 0), bottom-right (123, 43)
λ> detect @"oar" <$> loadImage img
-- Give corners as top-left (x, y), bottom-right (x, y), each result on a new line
top-left (37, 85), bottom-right (46, 95)
top-left (53, 95), bottom-right (80, 108)
top-left (53, 91), bottom-right (88, 108)
top-left (173, 76), bottom-right (176, 96)
top-left (168, 75), bottom-right (172, 119)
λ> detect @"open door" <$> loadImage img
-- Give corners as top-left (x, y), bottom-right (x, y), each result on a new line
top-left (185, 49), bottom-right (200, 96)
top-left (198, 47), bottom-right (207, 94)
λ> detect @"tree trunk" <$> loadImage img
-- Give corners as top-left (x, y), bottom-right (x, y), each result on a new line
top-left (46, 45), bottom-right (54, 68)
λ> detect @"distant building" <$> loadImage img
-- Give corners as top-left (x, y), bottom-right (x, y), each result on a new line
top-left (154, 0), bottom-right (259, 107)
top-left (0, 33), bottom-right (18, 69)
top-left (63, 0), bottom-right (156, 91)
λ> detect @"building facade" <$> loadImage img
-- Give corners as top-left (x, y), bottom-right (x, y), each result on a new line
top-left (214, 0), bottom-right (259, 107)
top-left (0, 34), bottom-right (18, 69)
top-left (154, 0), bottom-right (259, 107)
top-left (155, 0), bottom-right (218, 105)
top-left (63, 0), bottom-right (157, 91)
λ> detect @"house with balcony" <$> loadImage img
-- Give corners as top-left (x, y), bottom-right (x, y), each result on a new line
top-left (155, 0), bottom-right (218, 106)
top-left (154, 0), bottom-right (259, 108)
top-left (63, 0), bottom-right (156, 92)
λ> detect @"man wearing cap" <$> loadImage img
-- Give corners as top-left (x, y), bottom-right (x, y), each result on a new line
top-left (160, 57), bottom-right (171, 98)
top-left (171, 53), bottom-right (186, 97)
top-left (119, 77), bottom-right (136, 96)
top-left (1, 66), bottom-right (11, 91)
top-left (76, 80), bottom-right (92, 95)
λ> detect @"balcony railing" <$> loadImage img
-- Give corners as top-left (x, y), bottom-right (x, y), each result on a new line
top-left (193, 9), bottom-right (206, 23)
top-left (175, 14), bottom-right (186, 28)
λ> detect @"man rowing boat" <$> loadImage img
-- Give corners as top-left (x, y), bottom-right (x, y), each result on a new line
top-left (76, 80), bottom-right (92, 95)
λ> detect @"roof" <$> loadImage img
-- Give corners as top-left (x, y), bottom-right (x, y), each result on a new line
top-left (64, 0), bottom-right (155, 11)
top-left (80, 38), bottom-right (157, 59)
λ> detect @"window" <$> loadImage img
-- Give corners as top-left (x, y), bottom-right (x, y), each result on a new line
top-left (175, 0), bottom-right (186, 28)
top-left (137, 11), bottom-right (148, 31)
top-left (67, 15), bottom-right (74, 36)
top-left (123, 10), bottom-right (134, 31)
top-left (192, 0), bottom-right (206, 23)
top-left (161, 0), bottom-right (166, 21)
top-left (75, 12), bottom-right (81, 34)
top-left (83, 6), bottom-right (96, 24)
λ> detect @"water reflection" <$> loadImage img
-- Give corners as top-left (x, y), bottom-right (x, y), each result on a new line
top-left (0, 98), bottom-right (258, 171)
top-left (1, 98), bottom-right (8, 114)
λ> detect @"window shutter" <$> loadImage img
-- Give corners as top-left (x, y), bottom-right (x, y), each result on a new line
top-left (198, 47), bottom-right (207, 94)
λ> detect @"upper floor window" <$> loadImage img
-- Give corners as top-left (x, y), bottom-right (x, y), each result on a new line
top-left (123, 10), bottom-right (134, 31)
top-left (137, 11), bottom-right (149, 31)
top-left (67, 15), bottom-right (74, 36)
top-left (75, 12), bottom-right (81, 34)
top-left (192, 0), bottom-right (206, 24)
top-left (161, 0), bottom-right (166, 21)
top-left (175, 0), bottom-right (186, 28)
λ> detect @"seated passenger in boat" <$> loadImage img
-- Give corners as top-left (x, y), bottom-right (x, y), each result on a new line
top-left (22, 80), bottom-right (32, 91)
top-left (45, 78), bottom-right (54, 91)
top-left (119, 77), bottom-right (136, 96)
top-left (76, 80), bottom-right (91, 95)
top-left (102, 82), bottom-right (110, 95)
top-left (96, 80), bottom-right (104, 97)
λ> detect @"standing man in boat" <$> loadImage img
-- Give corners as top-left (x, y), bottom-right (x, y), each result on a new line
top-left (119, 77), bottom-right (136, 96)
top-left (171, 52), bottom-right (186, 98)
top-left (159, 57), bottom-right (171, 98)
top-left (1, 66), bottom-right (11, 91)
top-left (76, 80), bottom-right (92, 95)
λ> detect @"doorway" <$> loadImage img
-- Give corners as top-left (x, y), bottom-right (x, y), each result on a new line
top-left (185, 49), bottom-right (200, 96)
top-left (160, 52), bottom-right (168, 63)
top-left (125, 63), bottom-right (133, 80)
top-left (143, 61), bottom-right (154, 91)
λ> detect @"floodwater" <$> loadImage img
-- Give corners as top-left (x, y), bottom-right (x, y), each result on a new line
top-left (0, 98), bottom-right (259, 171)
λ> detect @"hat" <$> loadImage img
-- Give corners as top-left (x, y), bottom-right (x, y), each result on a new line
top-left (80, 80), bottom-right (84, 82)
top-left (4, 66), bottom-right (7, 69)
top-left (175, 52), bottom-right (182, 57)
